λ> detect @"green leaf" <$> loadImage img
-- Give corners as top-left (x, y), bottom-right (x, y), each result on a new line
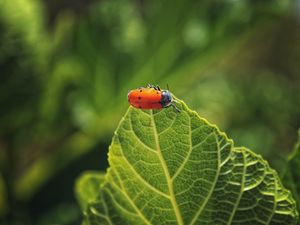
top-left (75, 171), bottom-right (105, 212)
top-left (84, 98), bottom-right (298, 225)
top-left (283, 130), bottom-right (300, 224)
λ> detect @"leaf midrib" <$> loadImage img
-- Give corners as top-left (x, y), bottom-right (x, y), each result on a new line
top-left (151, 110), bottom-right (184, 225)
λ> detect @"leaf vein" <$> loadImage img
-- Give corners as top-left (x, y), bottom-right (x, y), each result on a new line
top-left (227, 150), bottom-right (246, 224)
top-left (112, 169), bottom-right (152, 225)
top-left (128, 113), bottom-right (158, 154)
top-left (189, 132), bottom-right (221, 225)
top-left (172, 126), bottom-right (214, 181)
top-left (266, 173), bottom-right (277, 224)
top-left (117, 136), bottom-right (170, 199)
top-left (104, 186), bottom-right (140, 217)
top-left (90, 206), bottom-right (113, 224)
top-left (150, 110), bottom-right (184, 225)
top-left (100, 191), bottom-right (114, 225)
top-left (157, 113), bottom-right (178, 135)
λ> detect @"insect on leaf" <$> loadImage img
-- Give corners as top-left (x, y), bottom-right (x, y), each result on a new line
top-left (82, 98), bottom-right (298, 225)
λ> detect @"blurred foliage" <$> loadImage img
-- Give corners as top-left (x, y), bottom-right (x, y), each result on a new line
top-left (0, 0), bottom-right (299, 224)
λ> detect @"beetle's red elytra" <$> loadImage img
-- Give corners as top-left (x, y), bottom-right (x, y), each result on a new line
top-left (127, 84), bottom-right (180, 112)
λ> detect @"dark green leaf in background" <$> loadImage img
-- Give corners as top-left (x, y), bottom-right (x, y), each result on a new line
top-left (78, 99), bottom-right (298, 225)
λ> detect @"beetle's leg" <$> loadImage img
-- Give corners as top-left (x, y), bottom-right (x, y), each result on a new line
top-left (147, 84), bottom-right (156, 89)
top-left (165, 102), bottom-right (180, 113)
top-left (152, 84), bottom-right (157, 90)
top-left (156, 85), bottom-right (161, 91)
top-left (171, 103), bottom-right (181, 113)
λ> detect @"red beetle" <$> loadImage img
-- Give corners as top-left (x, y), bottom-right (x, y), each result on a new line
top-left (127, 84), bottom-right (180, 112)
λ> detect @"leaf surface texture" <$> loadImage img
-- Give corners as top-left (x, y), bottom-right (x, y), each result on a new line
top-left (84, 100), bottom-right (298, 225)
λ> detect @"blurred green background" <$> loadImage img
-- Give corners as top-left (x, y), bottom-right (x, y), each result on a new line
top-left (0, 0), bottom-right (300, 224)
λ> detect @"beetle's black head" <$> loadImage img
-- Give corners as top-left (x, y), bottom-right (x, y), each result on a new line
top-left (160, 90), bottom-right (173, 107)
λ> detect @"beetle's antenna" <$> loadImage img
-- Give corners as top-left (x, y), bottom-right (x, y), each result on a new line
top-left (167, 83), bottom-right (170, 91)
